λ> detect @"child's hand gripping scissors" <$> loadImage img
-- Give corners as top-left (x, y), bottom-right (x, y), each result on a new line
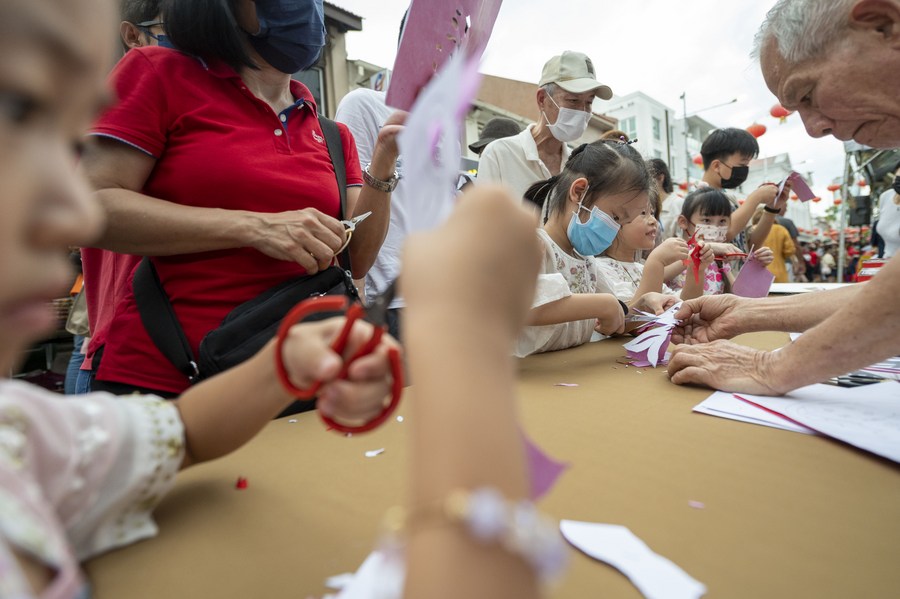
top-left (274, 280), bottom-right (403, 434)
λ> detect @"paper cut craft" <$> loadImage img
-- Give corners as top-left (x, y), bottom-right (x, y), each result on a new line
top-left (332, 550), bottom-right (406, 598)
top-left (560, 520), bottom-right (707, 599)
top-left (396, 51), bottom-right (482, 215)
top-left (522, 429), bottom-right (569, 501)
top-left (684, 232), bottom-right (703, 283)
top-left (735, 381), bottom-right (900, 464)
top-left (732, 249), bottom-right (775, 298)
top-left (386, 0), bottom-right (503, 110)
top-left (623, 304), bottom-right (681, 367)
top-left (777, 171), bottom-right (815, 202)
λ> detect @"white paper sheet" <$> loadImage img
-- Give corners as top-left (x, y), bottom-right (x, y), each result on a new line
top-left (693, 391), bottom-right (816, 434)
top-left (735, 382), bottom-right (900, 464)
top-left (560, 520), bottom-right (707, 599)
top-left (332, 549), bottom-right (405, 599)
top-left (768, 282), bottom-right (855, 294)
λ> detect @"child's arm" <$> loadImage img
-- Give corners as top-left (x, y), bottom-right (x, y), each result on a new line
top-left (663, 260), bottom-right (687, 281)
top-left (528, 293), bottom-right (626, 336)
top-left (727, 183), bottom-right (781, 243)
top-left (632, 238), bottom-right (689, 304)
top-left (175, 318), bottom-right (397, 468)
top-left (401, 186), bottom-right (542, 599)
top-left (679, 243), bottom-right (714, 300)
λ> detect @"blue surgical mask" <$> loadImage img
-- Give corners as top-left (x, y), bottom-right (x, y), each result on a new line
top-left (155, 34), bottom-right (174, 49)
top-left (567, 192), bottom-right (620, 256)
top-left (249, 0), bottom-right (326, 74)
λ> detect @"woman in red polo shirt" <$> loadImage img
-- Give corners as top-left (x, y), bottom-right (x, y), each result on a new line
top-left (81, 0), bottom-right (402, 396)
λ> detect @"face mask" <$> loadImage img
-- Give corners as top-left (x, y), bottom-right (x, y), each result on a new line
top-left (694, 224), bottom-right (728, 243)
top-left (719, 163), bottom-right (749, 189)
top-left (892, 177), bottom-right (900, 194)
top-left (567, 192), bottom-right (620, 256)
top-left (248, 0), bottom-right (326, 74)
top-left (544, 95), bottom-right (591, 143)
top-left (155, 34), bottom-right (174, 49)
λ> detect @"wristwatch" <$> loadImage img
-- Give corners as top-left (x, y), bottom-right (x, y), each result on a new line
top-left (764, 205), bottom-right (780, 214)
top-left (363, 163), bottom-right (400, 193)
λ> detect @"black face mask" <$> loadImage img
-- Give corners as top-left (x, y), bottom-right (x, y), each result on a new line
top-left (719, 164), bottom-right (749, 189)
top-left (892, 177), bottom-right (900, 194)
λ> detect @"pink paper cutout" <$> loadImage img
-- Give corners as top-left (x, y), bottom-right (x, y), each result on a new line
top-left (386, 0), bottom-right (503, 110)
top-left (522, 429), bottom-right (569, 501)
top-left (777, 171), bottom-right (815, 202)
top-left (554, 383), bottom-right (579, 387)
top-left (622, 304), bottom-right (681, 368)
top-left (732, 253), bottom-right (775, 298)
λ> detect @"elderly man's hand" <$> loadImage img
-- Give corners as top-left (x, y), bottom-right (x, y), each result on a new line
top-left (671, 294), bottom-right (745, 344)
top-left (667, 340), bottom-right (784, 395)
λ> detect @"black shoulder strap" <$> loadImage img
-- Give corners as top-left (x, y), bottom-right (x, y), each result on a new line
top-left (318, 115), bottom-right (352, 273)
top-left (132, 257), bottom-right (200, 382)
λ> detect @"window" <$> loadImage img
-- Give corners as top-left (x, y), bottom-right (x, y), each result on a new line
top-left (652, 117), bottom-right (661, 141)
top-left (654, 150), bottom-right (663, 159)
top-left (621, 116), bottom-right (637, 140)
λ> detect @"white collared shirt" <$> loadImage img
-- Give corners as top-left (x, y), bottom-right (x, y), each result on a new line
top-left (475, 124), bottom-right (571, 200)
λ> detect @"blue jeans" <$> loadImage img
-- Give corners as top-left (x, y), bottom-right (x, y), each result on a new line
top-left (65, 335), bottom-right (95, 394)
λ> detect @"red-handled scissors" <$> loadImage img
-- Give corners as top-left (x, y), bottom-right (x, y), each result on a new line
top-left (273, 281), bottom-right (403, 434)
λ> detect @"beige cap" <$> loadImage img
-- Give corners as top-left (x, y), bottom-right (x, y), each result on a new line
top-left (539, 51), bottom-right (613, 100)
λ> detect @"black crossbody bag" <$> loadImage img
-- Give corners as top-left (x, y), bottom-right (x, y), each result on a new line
top-left (133, 116), bottom-right (357, 384)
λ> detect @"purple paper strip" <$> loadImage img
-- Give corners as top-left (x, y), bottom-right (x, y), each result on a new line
top-left (522, 430), bottom-right (569, 501)
top-left (732, 257), bottom-right (775, 298)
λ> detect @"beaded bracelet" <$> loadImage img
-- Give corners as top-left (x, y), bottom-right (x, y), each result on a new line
top-left (382, 487), bottom-right (569, 584)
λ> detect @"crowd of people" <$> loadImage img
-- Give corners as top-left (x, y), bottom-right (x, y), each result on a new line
top-left (1, 0), bottom-right (898, 597)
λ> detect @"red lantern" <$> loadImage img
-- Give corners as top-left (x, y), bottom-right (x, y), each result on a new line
top-left (826, 183), bottom-right (841, 192)
top-left (858, 179), bottom-right (868, 187)
top-left (790, 193), bottom-right (799, 201)
top-left (746, 123), bottom-right (767, 138)
top-left (678, 181), bottom-right (688, 191)
top-left (861, 225), bottom-right (870, 232)
top-left (834, 197), bottom-right (842, 205)
top-left (813, 228), bottom-right (820, 235)
top-left (692, 155), bottom-right (703, 166)
top-left (770, 104), bottom-right (793, 123)
top-left (812, 196), bottom-right (822, 203)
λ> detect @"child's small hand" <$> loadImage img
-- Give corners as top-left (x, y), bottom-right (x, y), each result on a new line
top-left (706, 242), bottom-right (741, 258)
top-left (402, 185), bottom-right (541, 339)
top-left (594, 294), bottom-right (626, 336)
top-left (697, 242), bottom-right (716, 267)
top-left (753, 246), bottom-right (775, 266)
top-left (632, 292), bottom-right (679, 315)
top-left (648, 237), bottom-right (689, 266)
top-left (280, 318), bottom-right (398, 427)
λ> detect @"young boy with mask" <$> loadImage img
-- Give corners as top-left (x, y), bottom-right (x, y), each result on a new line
top-left (698, 127), bottom-right (787, 252)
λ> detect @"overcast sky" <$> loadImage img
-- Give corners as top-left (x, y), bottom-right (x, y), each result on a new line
top-left (332, 0), bottom-right (847, 214)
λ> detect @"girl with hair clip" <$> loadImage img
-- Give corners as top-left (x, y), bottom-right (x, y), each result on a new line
top-left (666, 188), bottom-right (774, 295)
top-left (517, 140), bottom-right (677, 357)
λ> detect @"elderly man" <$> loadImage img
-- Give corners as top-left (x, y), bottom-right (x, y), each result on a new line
top-left (476, 51), bottom-right (612, 200)
top-left (667, 0), bottom-right (900, 395)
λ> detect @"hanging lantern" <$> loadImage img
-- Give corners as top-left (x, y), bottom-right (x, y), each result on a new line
top-left (858, 179), bottom-right (868, 187)
top-left (678, 181), bottom-right (689, 191)
top-left (826, 183), bottom-right (841, 192)
top-left (770, 104), bottom-right (793, 123)
top-left (746, 123), bottom-right (767, 138)
top-left (692, 155), bottom-right (703, 166)
top-left (790, 193), bottom-right (799, 201)
top-left (813, 228), bottom-right (820, 235)
top-left (834, 197), bottom-right (842, 205)
top-left (812, 196), bottom-right (822, 203)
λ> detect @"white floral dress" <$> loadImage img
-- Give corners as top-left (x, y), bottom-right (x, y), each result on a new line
top-left (515, 229), bottom-right (617, 357)
top-left (594, 257), bottom-right (678, 302)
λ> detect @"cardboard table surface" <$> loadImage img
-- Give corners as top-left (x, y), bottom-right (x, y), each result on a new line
top-left (85, 333), bottom-right (900, 598)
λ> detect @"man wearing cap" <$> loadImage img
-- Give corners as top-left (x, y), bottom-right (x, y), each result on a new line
top-left (476, 51), bottom-right (612, 201)
top-left (468, 117), bottom-right (522, 157)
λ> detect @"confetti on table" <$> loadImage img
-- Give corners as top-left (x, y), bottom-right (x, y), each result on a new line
top-left (554, 383), bottom-right (579, 387)
top-left (365, 448), bottom-right (385, 458)
top-left (235, 476), bottom-right (248, 490)
top-left (688, 500), bottom-right (706, 510)
top-left (288, 419), bottom-right (298, 423)
top-left (396, 416), bottom-right (404, 423)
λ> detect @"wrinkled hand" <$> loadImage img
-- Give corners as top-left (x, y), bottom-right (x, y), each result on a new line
top-left (649, 237), bottom-right (689, 266)
top-left (633, 291), bottom-right (680, 316)
top-left (402, 185), bottom-right (541, 340)
top-left (667, 340), bottom-right (783, 395)
top-left (753, 246), bottom-right (775, 266)
top-left (670, 294), bottom-right (745, 344)
top-left (251, 208), bottom-right (346, 274)
top-left (281, 318), bottom-right (399, 427)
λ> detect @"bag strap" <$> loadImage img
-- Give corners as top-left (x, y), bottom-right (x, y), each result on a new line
top-left (133, 257), bottom-right (200, 382)
top-left (318, 115), bottom-right (352, 273)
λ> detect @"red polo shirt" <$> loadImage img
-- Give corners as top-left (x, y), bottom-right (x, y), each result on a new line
top-left (90, 47), bottom-right (362, 393)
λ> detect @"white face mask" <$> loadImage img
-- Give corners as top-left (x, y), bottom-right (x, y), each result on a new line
top-left (543, 94), bottom-right (591, 143)
top-left (694, 224), bottom-right (728, 243)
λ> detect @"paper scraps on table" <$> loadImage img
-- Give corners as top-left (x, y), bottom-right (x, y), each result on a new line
top-left (560, 520), bottom-right (707, 599)
top-left (365, 448), bottom-right (386, 458)
top-left (622, 304), bottom-right (681, 368)
top-left (693, 391), bottom-right (815, 434)
top-left (777, 171), bottom-right (815, 202)
top-left (522, 429), bottom-right (569, 501)
top-left (329, 549), bottom-right (406, 599)
top-left (554, 383), bottom-right (579, 387)
top-left (235, 476), bottom-right (248, 490)
top-left (732, 248), bottom-right (775, 298)
top-left (688, 500), bottom-right (706, 510)
top-left (735, 381), bottom-right (900, 464)
top-left (386, 0), bottom-right (502, 110)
